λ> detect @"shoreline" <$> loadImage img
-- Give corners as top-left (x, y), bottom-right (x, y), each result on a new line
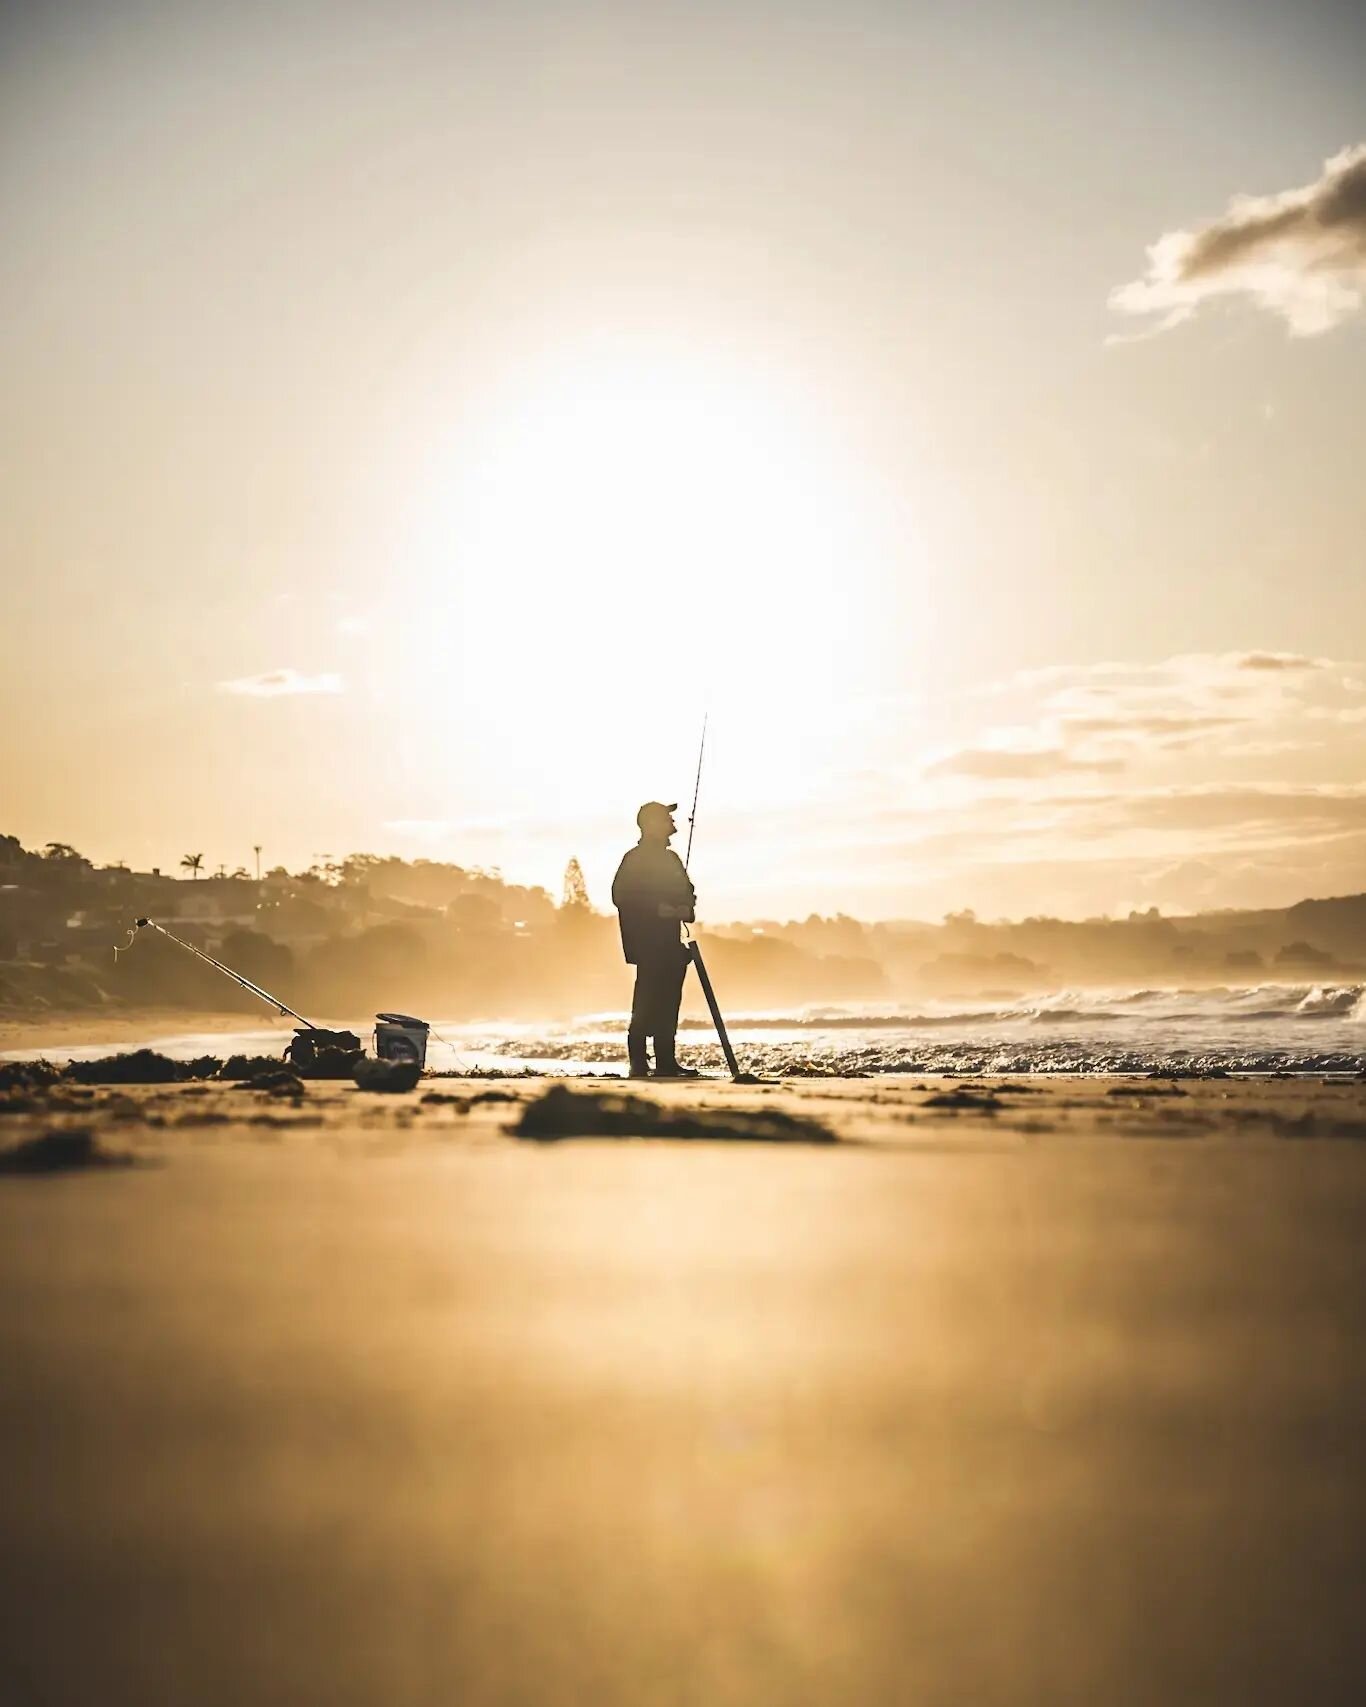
top-left (3, 1007), bottom-right (1363, 1079)
top-left (0, 1007), bottom-right (360, 1057)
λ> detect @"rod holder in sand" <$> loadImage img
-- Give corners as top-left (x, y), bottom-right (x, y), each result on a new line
top-left (687, 940), bottom-right (755, 1082)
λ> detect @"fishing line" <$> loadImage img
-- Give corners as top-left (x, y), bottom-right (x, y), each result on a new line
top-left (426, 1024), bottom-right (475, 1074)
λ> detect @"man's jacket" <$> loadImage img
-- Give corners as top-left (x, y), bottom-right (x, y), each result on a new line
top-left (611, 841), bottom-right (697, 965)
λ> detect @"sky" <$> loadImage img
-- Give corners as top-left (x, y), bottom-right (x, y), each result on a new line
top-left (2, 0), bottom-right (1364, 920)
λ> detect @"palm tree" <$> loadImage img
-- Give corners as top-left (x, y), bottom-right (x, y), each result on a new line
top-left (181, 852), bottom-right (204, 881)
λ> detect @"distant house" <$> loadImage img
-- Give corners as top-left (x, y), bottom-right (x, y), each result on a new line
top-left (158, 879), bottom-right (264, 946)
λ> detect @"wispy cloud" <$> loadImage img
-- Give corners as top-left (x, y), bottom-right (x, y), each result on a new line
top-left (1060, 713), bottom-right (1244, 747)
top-left (1105, 784), bottom-right (1366, 841)
top-left (923, 746), bottom-right (1122, 781)
top-left (1234, 651), bottom-right (1327, 672)
top-left (980, 652), bottom-right (1346, 722)
top-left (1111, 143), bottom-right (1366, 337)
top-left (835, 651), bottom-right (1366, 913)
top-left (217, 669), bottom-right (344, 698)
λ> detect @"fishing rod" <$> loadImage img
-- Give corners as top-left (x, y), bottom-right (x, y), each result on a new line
top-left (684, 711), bottom-right (707, 871)
top-left (125, 917), bottom-right (317, 1028)
top-left (678, 715), bottom-right (750, 1081)
top-left (123, 919), bottom-right (432, 1072)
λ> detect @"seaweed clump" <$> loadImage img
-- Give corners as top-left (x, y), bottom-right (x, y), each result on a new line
top-left (514, 1085), bottom-right (835, 1145)
top-left (0, 1061), bottom-right (62, 1093)
top-left (295, 1047), bottom-right (363, 1081)
top-left (0, 1128), bottom-right (138, 1174)
top-left (247, 1069), bottom-right (307, 1097)
top-left (219, 1054), bottom-right (291, 1082)
top-left (352, 1057), bottom-right (422, 1094)
top-left (63, 1050), bottom-right (222, 1085)
top-left (921, 1089), bottom-right (1003, 1113)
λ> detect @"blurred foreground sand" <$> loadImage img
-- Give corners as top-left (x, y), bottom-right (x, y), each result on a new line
top-left (1, 1075), bottom-right (1363, 1706)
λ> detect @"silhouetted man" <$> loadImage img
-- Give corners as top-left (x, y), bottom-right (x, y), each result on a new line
top-left (612, 801), bottom-right (698, 1079)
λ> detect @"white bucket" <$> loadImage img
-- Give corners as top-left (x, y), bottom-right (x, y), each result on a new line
top-left (374, 1012), bottom-right (429, 1068)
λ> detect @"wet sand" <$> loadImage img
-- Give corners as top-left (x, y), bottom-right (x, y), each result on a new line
top-left (1, 1074), bottom-right (1363, 1705)
top-left (0, 1006), bottom-right (282, 1055)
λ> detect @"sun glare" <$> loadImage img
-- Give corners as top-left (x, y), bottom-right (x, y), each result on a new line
top-left (403, 341), bottom-right (897, 811)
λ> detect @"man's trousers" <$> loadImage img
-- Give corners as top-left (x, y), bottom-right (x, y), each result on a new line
top-left (628, 946), bottom-right (689, 1067)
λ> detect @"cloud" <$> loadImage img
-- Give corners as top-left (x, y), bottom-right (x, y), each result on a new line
top-left (982, 651), bottom-right (1352, 721)
top-left (795, 649), bottom-right (1366, 916)
top-left (1061, 713), bottom-right (1245, 747)
top-left (1111, 143), bottom-right (1366, 337)
top-left (1110, 784), bottom-right (1366, 837)
top-left (923, 746), bottom-right (1123, 781)
top-left (217, 669), bottom-right (344, 697)
top-left (1233, 651), bottom-right (1325, 672)
top-left (918, 651), bottom-right (1366, 805)
top-left (1306, 704), bottom-right (1366, 725)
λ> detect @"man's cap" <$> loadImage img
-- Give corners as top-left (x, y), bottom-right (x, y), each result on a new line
top-left (637, 800), bottom-right (678, 828)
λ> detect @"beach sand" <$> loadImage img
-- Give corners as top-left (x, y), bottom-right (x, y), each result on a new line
top-left (1, 1073), bottom-right (1363, 1705)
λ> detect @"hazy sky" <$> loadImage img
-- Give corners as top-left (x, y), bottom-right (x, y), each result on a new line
top-left (3, 0), bottom-right (1364, 919)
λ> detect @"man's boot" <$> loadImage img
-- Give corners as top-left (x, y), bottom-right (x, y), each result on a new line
top-left (626, 1031), bottom-right (652, 1080)
top-left (652, 1047), bottom-right (700, 1080)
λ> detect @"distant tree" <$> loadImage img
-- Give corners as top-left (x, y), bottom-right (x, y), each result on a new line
top-left (339, 854), bottom-right (384, 885)
top-left (561, 858), bottom-right (590, 910)
top-left (43, 842), bottom-right (84, 863)
top-left (1275, 940), bottom-right (1334, 971)
top-left (180, 852), bottom-right (204, 881)
top-left (446, 892), bottom-right (500, 931)
top-left (219, 929), bottom-right (295, 991)
top-left (231, 866), bottom-right (250, 880)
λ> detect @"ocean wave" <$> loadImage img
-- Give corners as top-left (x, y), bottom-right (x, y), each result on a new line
top-left (660, 982), bottom-right (1366, 1029)
top-left (1294, 984), bottom-right (1365, 1017)
top-left (484, 981), bottom-right (1364, 1074)
top-left (1026, 1007), bottom-right (1121, 1024)
top-left (676, 1010), bottom-right (1016, 1031)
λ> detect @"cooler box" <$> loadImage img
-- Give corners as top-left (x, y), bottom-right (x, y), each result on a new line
top-left (374, 1013), bottom-right (430, 1068)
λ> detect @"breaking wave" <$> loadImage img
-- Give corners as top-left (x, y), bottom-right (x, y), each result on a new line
top-left (629, 982), bottom-right (1366, 1031)
top-left (478, 981), bottom-right (1366, 1076)
top-left (1294, 984), bottom-right (1364, 1017)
